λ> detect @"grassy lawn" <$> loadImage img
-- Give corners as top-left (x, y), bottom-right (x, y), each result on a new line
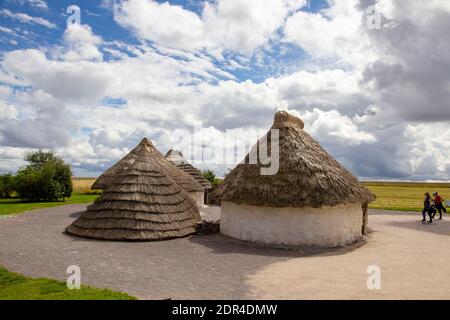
top-left (0, 266), bottom-right (135, 300)
top-left (2, 179), bottom-right (450, 215)
top-left (364, 182), bottom-right (450, 212)
top-left (0, 194), bottom-right (99, 216)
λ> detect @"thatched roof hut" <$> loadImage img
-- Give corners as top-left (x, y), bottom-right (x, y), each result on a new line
top-left (91, 139), bottom-right (203, 205)
top-left (165, 149), bottom-right (212, 206)
top-left (220, 111), bottom-right (375, 247)
top-left (66, 139), bottom-right (200, 241)
top-left (165, 150), bottom-right (212, 190)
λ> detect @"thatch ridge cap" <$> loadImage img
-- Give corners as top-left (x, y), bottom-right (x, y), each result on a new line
top-left (273, 110), bottom-right (304, 129)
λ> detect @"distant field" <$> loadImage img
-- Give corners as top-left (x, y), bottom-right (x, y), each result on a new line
top-left (2, 178), bottom-right (449, 215)
top-left (363, 182), bottom-right (450, 212)
top-left (72, 179), bottom-right (449, 212)
top-left (72, 177), bottom-right (97, 194)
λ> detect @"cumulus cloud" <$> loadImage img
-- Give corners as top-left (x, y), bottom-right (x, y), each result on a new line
top-left (360, 0), bottom-right (450, 122)
top-left (61, 24), bottom-right (103, 61)
top-left (266, 69), bottom-right (373, 116)
top-left (0, 146), bottom-right (27, 173)
top-left (2, 49), bottom-right (111, 103)
top-left (0, 8), bottom-right (56, 29)
top-left (7, 0), bottom-right (49, 10)
top-left (283, 0), bottom-right (450, 123)
top-left (405, 123), bottom-right (450, 180)
top-left (0, 90), bottom-right (75, 149)
top-left (114, 0), bottom-right (206, 51)
top-left (197, 80), bottom-right (283, 130)
top-left (298, 108), bottom-right (376, 146)
top-left (0, 0), bottom-right (449, 180)
top-left (28, 0), bottom-right (48, 10)
top-left (114, 0), bottom-right (308, 54)
top-left (0, 26), bottom-right (16, 35)
top-left (0, 101), bottom-right (18, 120)
top-left (284, 0), bottom-right (377, 66)
top-left (202, 0), bottom-right (307, 54)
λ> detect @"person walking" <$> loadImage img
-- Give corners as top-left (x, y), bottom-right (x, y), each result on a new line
top-left (432, 192), bottom-right (446, 220)
top-left (422, 192), bottom-right (433, 223)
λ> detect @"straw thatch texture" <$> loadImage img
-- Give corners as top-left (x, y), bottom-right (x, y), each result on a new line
top-left (208, 182), bottom-right (226, 205)
top-left (220, 111), bottom-right (375, 208)
top-left (165, 150), bottom-right (212, 190)
top-left (66, 142), bottom-right (201, 241)
top-left (91, 139), bottom-right (202, 193)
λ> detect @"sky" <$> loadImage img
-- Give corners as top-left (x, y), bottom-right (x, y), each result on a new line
top-left (0, 0), bottom-right (449, 180)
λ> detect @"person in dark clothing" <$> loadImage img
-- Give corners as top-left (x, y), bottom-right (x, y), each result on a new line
top-left (432, 192), bottom-right (446, 220)
top-left (422, 192), bottom-right (433, 223)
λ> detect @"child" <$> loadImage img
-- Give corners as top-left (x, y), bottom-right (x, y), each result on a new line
top-left (422, 192), bottom-right (433, 223)
top-left (432, 192), bottom-right (446, 220)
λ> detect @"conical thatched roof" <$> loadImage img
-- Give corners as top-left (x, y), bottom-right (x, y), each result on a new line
top-left (66, 142), bottom-right (200, 241)
top-left (220, 111), bottom-right (375, 208)
top-left (165, 149), bottom-right (212, 190)
top-left (91, 139), bottom-right (203, 193)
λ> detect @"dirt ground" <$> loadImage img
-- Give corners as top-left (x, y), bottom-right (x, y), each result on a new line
top-left (0, 205), bottom-right (449, 299)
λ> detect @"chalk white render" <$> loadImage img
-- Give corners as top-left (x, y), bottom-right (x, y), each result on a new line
top-left (221, 202), bottom-right (364, 247)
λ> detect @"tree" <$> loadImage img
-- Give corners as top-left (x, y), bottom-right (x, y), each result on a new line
top-left (15, 151), bottom-right (73, 201)
top-left (202, 170), bottom-right (216, 184)
top-left (0, 172), bottom-right (14, 198)
top-left (202, 170), bottom-right (222, 187)
top-left (25, 151), bottom-right (60, 169)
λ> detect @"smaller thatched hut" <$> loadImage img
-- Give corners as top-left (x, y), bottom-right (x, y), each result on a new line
top-left (165, 149), bottom-right (212, 206)
top-left (219, 111), bottom-right (375, 247)
top-left (91, 138), bottom-right (203, 205)
top-left (66, 139), bottom-right (200, 241)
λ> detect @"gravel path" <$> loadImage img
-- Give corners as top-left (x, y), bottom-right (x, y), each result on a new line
top-left (0, 205), bottom-right (449, 299)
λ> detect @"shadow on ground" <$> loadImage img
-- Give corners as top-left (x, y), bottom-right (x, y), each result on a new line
top-left (69, 211), bottom-right (82, 218)
top-left (63, 213), bottom-right (368, 259)
top-left (189, 233), bottom-right (367, 258)
top-left (387, 218), bottom-right (450, 236)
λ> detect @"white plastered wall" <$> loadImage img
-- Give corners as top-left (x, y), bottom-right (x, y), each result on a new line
top-left (220, 201), bottom-right (364, 247)
top-left (189, 191), bottom-right (205, 208)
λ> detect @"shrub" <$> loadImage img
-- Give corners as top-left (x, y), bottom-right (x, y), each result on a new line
top-left (0, 173), bottom-right (15, 198)
top-left (202, 170), bottom-right (222, 187)
top-left (14, 151), bottom-right (73, 202)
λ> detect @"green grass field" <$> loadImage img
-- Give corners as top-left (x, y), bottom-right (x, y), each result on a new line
top-left (0, 266), bottom-right (135, 300)
top-left (364, 182), bottom-right (450, 212)
top-left (2, 180), bottom-right (450, 216)
top-left (0, 194), bottom-right (99, 216)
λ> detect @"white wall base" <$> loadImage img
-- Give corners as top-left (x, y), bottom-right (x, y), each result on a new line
top-left (220, 201), bottom-right (364, 247)
top-left (189, 191), bottom-right (205, 208)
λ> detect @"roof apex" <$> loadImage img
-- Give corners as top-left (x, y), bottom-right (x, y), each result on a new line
top-left (272, 110), bottom-right (304, 129)
top-left (165, 149), bottom-right (187, 165)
